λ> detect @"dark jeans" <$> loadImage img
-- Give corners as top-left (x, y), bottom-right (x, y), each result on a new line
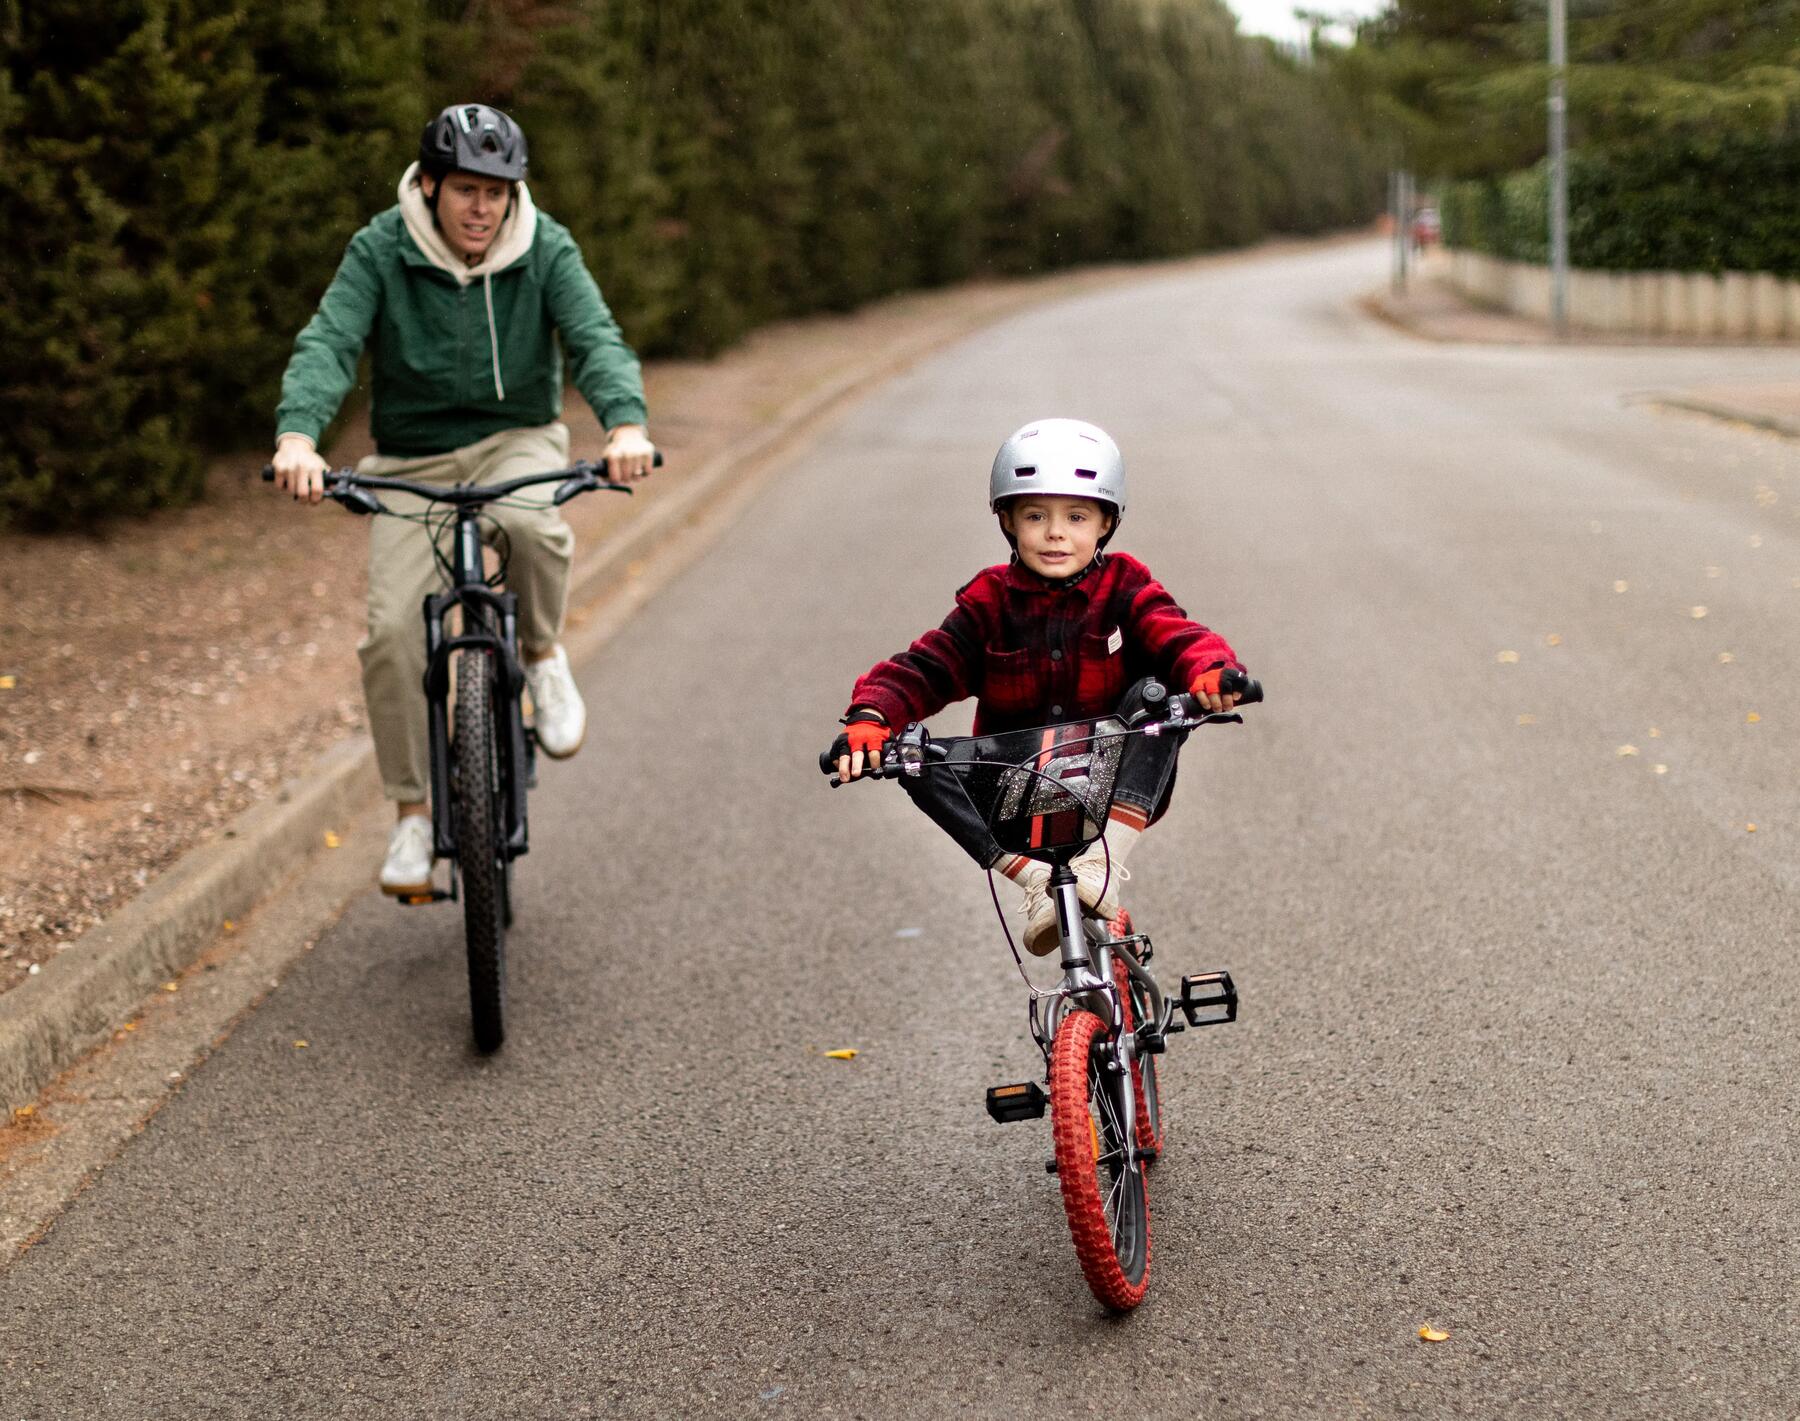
top-left (901, 678), bottom-right (1185, 868)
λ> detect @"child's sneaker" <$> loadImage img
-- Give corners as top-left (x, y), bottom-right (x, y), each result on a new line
top-left (1017, 858), bottom-right (1127, 957)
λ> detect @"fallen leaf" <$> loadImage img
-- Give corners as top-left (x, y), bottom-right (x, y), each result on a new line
top-left (1496, 650), bottom-right (1520, 664)
top-left (1654, 764), bottom-right (1669, 775)
top-left (293, 1040), bottom-right (309, 1049)
top-left (1747, 711), bottom-right (1761, 724)
top-left (1418, 1325), bottom-right (1450, 1343)
top-left (162, 981), bottom-right (179, 993)
top-left (1613, 580), bottom-right (1630, 593)
top-left (1617, 745), bottom-right (1639, 757)
top-left (1516, 714), bottom-right (1537, 726)
top-left (323, 830), bottom-right (341, 849)
top-left (1747, 823), bottom-right (1758, 833)
top-left (0, 675), bottom-right (14, 690)
top-left (13, 1105), bottom-right (35, 1123)
top-left (824, 1049), bottom-right (859, 1060)
top-left (222, 919), bottom-right (237, 932)
top-left (1545, 633), bottom-right (1563, 647)
top-left (1718, 651), bottom-right (1734, 664)
top-left (1691, 606), bottom-right (1708, 619)
top-left (1648, 727), bottom-right (1662, 738)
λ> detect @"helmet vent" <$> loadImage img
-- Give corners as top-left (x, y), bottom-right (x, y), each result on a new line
top-left (1074, 468), bottom-right (1098, 480)
top-left (1014, 465), bottom-right (1036, 477)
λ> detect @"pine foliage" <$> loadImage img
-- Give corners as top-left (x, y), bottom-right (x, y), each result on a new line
top-left (4, 0), bottom-right (1382, 528)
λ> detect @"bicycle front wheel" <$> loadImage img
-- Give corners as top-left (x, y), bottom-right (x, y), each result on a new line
top-left (452, 646), bottom-right (507, 1054)
top-left (1049, 1005), bottom-right (1150, 1310)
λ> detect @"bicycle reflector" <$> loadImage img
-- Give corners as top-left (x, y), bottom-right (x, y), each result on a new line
top-left (1179, 970), bottom-right (1238, 1028)
top-left (985, 1081), bottom-right (1048, 1123)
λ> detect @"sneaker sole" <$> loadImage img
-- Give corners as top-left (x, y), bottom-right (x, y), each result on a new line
top-left (535, 727), bottom-right (585, 761)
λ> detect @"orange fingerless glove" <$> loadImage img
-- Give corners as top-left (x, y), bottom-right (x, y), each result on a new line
top-left (845, 720), bottom-right (890, 757)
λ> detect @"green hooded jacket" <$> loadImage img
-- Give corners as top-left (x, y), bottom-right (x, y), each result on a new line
top-left (275, 178), bottom-right (647, 458)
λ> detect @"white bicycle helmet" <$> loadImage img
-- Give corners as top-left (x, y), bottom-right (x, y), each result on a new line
top-left (988, 419), bottom-right (1126, 530)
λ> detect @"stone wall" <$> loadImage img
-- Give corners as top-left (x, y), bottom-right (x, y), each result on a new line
top-left (1447, 250), bottom-right (1800, 340)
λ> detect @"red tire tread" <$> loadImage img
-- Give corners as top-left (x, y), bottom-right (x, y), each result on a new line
top-left (1049, 1007), bottom-right (1150, 1311)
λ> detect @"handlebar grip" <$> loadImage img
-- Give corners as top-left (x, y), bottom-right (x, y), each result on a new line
top-left (818, 747), bottom-right (838, 775)
top-left (261, 464), bottom-right (274, 482)
top-left (1220, 668), bottom-right (1263, 704)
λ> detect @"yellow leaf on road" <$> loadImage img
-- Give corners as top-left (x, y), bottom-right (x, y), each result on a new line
top-left (1747, 823), bottom-right (1758, 833)
top-left (162, 981), bottom-right (179, 993)
top-left (222, 919), bottom-right (236, 932)
top-left (1691, 606), bottom-right (1708, 619)
top-left (1545, 633), bottom-right (1563, 647)
top-left (1747, 712), bottom-right (1761, 724)
top-left (1418, 1325), bottom-right (1449, 1343)
top-left (1648, 727), bottom-right (1661, 738)
top-left (323, 830), bottom-right (341, 849)
top-left (13, 1105), bottom-right (35, 1123)
top-left (824, 1049), bottom-right (859, 1060)
top-left (1613, 580), bottom-right (1630, 593)
top-left (1496, 650), bottom-right (1519, 664)
top-left (294, 1040), bottom-right (309, 1049)
top-left (1617, 745), bottom-right (1639, 757)
top-left (0, 675), bottom-right (14, 690)
top-left (1718, 651), bottom-right (1734, 664)
top-left (1516, 714), bottom-right (1536, 726)
top-left (1654, 765), bottom-right (1669, 775)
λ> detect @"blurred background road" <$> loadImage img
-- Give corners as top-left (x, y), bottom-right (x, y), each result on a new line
top-left (6, 237), bottom-right (1800, 1418)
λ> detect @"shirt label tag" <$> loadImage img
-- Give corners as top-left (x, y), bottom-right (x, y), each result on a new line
top-left (1106, 626), bottom-right (1122, 655)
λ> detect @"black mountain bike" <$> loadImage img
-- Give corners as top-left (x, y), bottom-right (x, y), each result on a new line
top-left (264, 455), bottom-right (656, 1052)
top-left (822, 672), bottom-right (1259, 1309)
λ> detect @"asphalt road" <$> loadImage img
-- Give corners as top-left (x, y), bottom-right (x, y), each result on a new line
top-left (7, 239), bottom-right (1800, 1418)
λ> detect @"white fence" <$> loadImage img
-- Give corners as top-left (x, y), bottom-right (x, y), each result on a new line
top-left (1448, 249), bottom-right (1800, 340)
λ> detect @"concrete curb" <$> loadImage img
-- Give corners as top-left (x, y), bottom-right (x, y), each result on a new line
top-left (0, 272), bottom-right (1069, 1114)
top-left (1633, 392), bottom-right (1800, 440)
top-left (0, 738), bottom-right (378, 1109)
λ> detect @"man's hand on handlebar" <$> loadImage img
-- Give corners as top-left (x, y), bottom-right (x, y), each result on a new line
top-left (271, 434), bottom-right (329, 505)
top-left (602, 424), bottom-right (656, 482)
top-left (832, 714), bottom-right (890, 782)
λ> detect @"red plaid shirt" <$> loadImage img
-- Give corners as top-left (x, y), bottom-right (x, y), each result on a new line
top-left (848, 553), bottom-right (1238, 735)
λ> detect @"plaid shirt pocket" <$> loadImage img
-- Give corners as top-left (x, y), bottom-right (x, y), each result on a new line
top-left (1076, 628), bottom-right (1126, 711)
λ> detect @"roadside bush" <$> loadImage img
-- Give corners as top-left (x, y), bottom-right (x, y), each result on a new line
top-left (1440, 131), bottom-right (1800, 276)
top-left (3, 0), bottom-right (1382, 530)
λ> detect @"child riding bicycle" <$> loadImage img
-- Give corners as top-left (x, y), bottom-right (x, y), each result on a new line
top-left (830, 418), bottom-right (1246, 956)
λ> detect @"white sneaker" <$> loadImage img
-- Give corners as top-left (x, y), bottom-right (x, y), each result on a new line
top-left (379, 814), bottom-right (435, 895)
top-left (523, 645), bottom-right (586, 758)
top-left (1019, 854), bottom-right (1127, 957)
top-left (1071, 846), bottom-right (1127, 921)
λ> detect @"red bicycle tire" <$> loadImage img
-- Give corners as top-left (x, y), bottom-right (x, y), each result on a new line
top-left (1049, 1006), bottom-right (1151, 1311)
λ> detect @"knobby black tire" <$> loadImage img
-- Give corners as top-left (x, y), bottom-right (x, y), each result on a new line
top-left (1049, 1006), bottom-right (1151, 1311)
top-left (453, 647), bottom-right (507, 1054)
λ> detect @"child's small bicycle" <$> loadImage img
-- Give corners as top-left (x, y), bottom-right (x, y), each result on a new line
top-left (821, 672), bottom-right (1260, 1310)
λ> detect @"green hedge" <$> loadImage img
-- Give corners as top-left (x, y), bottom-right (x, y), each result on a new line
top-left (2, 0), bottom-right (1382, 529)
top-left (1440, 132), bottom-right (1800, 277)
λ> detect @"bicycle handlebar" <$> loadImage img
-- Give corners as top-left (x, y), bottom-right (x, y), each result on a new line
top-left (818, 673), bottom-right (1263, 785)
top-left (261, 453), bottom-right (661, 512)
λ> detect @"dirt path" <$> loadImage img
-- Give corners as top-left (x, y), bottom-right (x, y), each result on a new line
top-left (0, 237), bottom-right (1362, 994)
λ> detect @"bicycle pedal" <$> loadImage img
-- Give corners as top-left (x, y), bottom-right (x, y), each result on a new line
top-left (1179, 970), bottom-right (1238, 1027)
top-left (393, 888), bottom-right (453, 907)
top-left (985, 1081), bottom-right (1047, 1123)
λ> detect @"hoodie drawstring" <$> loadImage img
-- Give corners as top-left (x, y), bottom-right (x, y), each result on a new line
top-left (483, 271), bottom-right (505, 401)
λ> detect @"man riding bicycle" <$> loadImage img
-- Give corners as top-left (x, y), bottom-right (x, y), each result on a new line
top-left (270, 103), bottom-right (653, 896)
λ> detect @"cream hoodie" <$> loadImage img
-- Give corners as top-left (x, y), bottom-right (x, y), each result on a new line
top-left (398, 161), bottom-right (540, 400)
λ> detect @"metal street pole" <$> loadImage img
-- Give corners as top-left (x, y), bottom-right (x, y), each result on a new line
top-left (1548, 0), bottom-right (1569, 335)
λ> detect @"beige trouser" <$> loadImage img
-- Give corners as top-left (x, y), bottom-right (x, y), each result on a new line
top-left (358, 422), bottom-right (575, 803)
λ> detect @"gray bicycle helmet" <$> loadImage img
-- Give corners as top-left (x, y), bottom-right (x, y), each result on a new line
top-left (989, 418), bottom-right (1126, 531)
top-left (419, 103), bottom-right (529, 182)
